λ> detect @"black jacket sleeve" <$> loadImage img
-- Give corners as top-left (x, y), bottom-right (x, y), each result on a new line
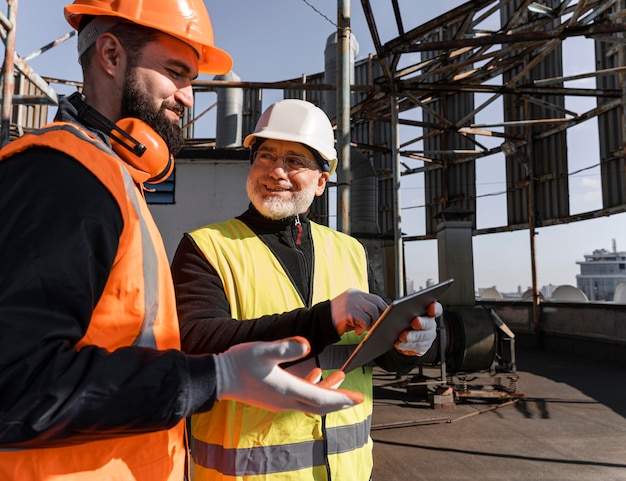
top-left (172, 234), bottom-right (341, 356)
top-left (0, 149), bottom-right (217, 448)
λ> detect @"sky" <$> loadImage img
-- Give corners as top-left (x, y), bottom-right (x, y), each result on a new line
top-left (11, 0), bottom-right (626, 294)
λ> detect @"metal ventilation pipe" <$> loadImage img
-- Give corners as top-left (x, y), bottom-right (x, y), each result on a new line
top-left (323, 32), bottom-right (359, 120)
top-left (350, 148), bottom-right (380, 235)
top-left (214, 71), bottom-right (243, 148)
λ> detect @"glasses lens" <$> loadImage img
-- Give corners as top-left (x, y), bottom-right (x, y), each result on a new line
top-left (254, 151), bottom-right (276, 163)
top-left (254, 151), bottom-right (318, 172)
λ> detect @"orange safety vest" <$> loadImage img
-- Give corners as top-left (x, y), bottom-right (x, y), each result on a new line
top-left (0, 122), bottom-right (186, 481)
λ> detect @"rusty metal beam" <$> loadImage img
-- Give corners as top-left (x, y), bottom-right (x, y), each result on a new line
top-left (394, 22), bottom-right (626, 53)
top-left (4, 0), bottom-right (626, 243)
top-left (360, 0), bottom-right (394, 88)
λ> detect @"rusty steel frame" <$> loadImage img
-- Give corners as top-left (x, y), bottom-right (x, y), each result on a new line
top-left (2, 0), bottom-right (625, 232)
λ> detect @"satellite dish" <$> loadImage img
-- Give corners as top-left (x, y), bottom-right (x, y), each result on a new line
top-left (550, 285), bottom-right (588, 302)
top-left (522, 289), bottom-right (544, 301)
top-left (479, 287), bottom-right (503, 300)
top-left (613, 283), bottom-right (626, 304)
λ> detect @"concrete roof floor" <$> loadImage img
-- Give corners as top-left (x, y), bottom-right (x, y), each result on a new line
top-left (369, 344), bottom-right (626, 481)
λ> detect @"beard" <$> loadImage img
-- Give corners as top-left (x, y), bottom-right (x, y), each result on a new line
top-left (121, 70), bottom-right (185, 156)
top-left (246, 176), bottom-right (318, 220)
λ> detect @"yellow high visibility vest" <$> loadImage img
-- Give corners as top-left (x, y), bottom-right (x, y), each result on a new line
top-left (0, 123), bottom-right (186, 481)
top-left (189, 218), bottom-right (373, 481)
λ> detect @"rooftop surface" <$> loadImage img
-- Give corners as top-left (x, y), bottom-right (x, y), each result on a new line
top-left (370, 344), bottom-right (626, 481)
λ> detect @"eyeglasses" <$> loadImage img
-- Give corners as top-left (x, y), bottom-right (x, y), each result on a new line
top-left (252, 150), bottom-right (320, 173)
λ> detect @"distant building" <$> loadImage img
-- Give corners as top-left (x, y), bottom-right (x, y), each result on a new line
top-left (541, 283), bottom-right (557, 299)
top-left (576, 240), bottom-right (626, 301)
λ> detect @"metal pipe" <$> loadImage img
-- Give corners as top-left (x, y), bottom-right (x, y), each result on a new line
top-left (391, 92), bottom-right (404, 297)
top-left (523, 98), bottom-right (541, 349)
top-left (616, 26), bottom-right (626, 197)
top-left (336, 0), bottom-right (351, 234)
top-left (1, 0), bottom-right (18, 147)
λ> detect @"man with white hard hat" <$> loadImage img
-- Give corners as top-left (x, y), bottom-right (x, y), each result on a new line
top-left (172, 99), bottom-right (443, 480)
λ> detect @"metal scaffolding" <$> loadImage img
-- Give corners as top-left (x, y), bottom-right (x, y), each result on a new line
top-left (2, 0), bottom-right (625, 296)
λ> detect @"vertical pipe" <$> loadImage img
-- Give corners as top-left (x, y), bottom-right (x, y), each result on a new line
top-left (336, 0), bottom-right (351, 234)
top-left (524, 99), bottom-right (541, 348)
top-left (616, 24), bottom-right (626, 167)
top-left (528, 163), bottom-right (540, 346)
top-left (1, 0), bottom-right (18, 147)
top-left (391, 93), bottom-right (404, 298)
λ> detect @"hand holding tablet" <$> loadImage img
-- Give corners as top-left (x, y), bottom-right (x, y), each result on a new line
top-left (341, 279), bottom-right (454, 373)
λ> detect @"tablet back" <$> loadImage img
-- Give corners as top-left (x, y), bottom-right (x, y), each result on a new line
top-left (340, 278), bottom-right (454, 373)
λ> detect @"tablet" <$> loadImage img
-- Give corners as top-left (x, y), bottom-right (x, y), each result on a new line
top-left (340, 278), bottom-right (454, 373)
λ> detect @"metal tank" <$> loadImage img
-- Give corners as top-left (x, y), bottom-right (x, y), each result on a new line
top-left (215, 71), bottom-right (243, 148)
top-left (323, 31), bottom-right (359, 120)
top-left (349, 148), bottom-right (380, 235)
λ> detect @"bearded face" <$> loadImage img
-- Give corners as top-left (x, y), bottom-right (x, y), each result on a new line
top-left (120, 68), bottom-right (185, 156)
top-left (244, 139), bottom-right (329, 221)
top-left (246, 174), bottom-right (319, 220)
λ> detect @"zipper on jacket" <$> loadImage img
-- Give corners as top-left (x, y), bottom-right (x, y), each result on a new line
top-left (294, 214), bottom-right (303, 246)
top-left (293, 214), bottom-right (314, 306)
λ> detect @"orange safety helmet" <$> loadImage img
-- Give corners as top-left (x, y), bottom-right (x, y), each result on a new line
top-left (64, 0), bottom-right (232, 75)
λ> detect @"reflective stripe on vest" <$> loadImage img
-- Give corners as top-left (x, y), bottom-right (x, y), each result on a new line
top-left (123, 167), bottom-right (158, 348)
top-left (192, 415), bottom-right (372, 476)
top-left (189, 219), bottom-right (373, 481)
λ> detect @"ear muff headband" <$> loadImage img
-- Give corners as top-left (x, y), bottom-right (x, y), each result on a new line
top-left (66, 92), bottom-right (173, 184)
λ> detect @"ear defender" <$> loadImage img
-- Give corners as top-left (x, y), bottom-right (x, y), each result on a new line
top-left (113, 117), bottom-right (174, 184)
top-left (66, 92), bottom-right (174, 184)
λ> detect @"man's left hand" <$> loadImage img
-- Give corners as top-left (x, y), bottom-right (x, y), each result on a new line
top-left (394, 301), bottom-right (443, 356)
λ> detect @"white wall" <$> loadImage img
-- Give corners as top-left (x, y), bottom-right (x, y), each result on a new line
top-left (150, 159), bottom-right (250, 261)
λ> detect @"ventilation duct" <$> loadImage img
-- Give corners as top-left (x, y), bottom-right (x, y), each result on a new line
top-left (215, 71), bottom-right (243, 148)
top-left (323, 32), bottom-right (359, 120)
top-left (350, 148), bottom-right (380, 235)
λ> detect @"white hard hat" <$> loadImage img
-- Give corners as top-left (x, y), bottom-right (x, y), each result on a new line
top-left (243, 99), bottom-right (338, 175)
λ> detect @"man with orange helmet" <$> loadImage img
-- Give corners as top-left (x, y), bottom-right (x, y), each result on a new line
top-left (0, 3), bottom-right (364, 480)
top-left (172, 99), bottom-right (442, 480)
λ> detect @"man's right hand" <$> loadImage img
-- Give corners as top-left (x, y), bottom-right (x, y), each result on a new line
top-left (330, 288), bottom-right (388, 336)
top-left (213, 337), bottom-right (363, 415)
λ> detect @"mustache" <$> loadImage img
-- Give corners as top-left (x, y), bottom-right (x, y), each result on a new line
top-left (163, 102), bottom-right (185, 118)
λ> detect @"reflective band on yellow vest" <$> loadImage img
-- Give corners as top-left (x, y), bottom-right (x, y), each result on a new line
top-left (189, 219), bottom-right (373, 481)
top-left (0, 123), bottom-right (185, 481)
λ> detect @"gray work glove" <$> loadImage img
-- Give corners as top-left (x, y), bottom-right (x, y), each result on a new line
top-left (214, 336), bottom-right (363, 414)
top-left (330, 288), bottom-right (388, 336)
top-left (394, 301), bottom-right (443, 356)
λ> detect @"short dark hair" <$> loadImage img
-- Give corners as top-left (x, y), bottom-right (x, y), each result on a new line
top-left (78, 17), bottom-right (160, 71)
